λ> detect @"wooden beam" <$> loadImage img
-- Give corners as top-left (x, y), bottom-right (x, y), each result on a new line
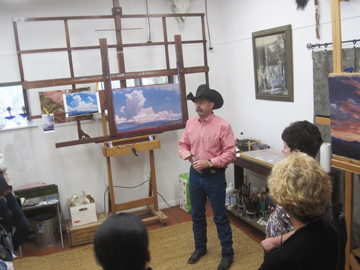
top-left (350, 253), bottom-right (360, 270)
top-left (149, 149), bottom-right (159, 211)
top-left (12, 13), bottom-right (205, 23)
top-left (16, 40), bottom-right (205, 56)
top-left (200, 15), bottom-right (209, 85)
top-left (175, 35), bottom-right (189, 127)
top-left (99, 39), bottom-right (117, 137)
top-left (55, 135), bottom-right (116, 148)
top-left (112, 4), bottom-right (127, 89)
top-left (331, 157), bottom-right (360, 173)
top-left (115, 197), bottom-right (155, 212)
top-left (22, 66), bottom-right (208, 90)
top-left (106, 156), bottom-right (116, 215)
top-left (331, 0), bottom-right (342, 73)
top-left (102, 138), bottom-right (161, 157)
top-left (345, 171), bottom-right (354, 270)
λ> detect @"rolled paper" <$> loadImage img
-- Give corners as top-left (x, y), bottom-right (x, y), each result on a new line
top-left (320, 143), bottom-right (332, 172)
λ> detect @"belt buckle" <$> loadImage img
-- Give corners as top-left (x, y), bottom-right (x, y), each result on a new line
top-left (210, 169), bottom-right (216, 173)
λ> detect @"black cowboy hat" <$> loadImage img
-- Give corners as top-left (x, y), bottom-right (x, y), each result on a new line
top-left (187, 84), bottom-right (224, 110)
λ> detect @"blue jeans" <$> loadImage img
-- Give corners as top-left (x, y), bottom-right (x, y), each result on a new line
top-left (189, 166), bottom-right (234, 260)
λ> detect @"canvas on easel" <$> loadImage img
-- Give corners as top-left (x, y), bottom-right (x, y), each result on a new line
top-left (112, 83), bottom-right (184, 139)
top-left (328, 74), bottom-right (360, 161)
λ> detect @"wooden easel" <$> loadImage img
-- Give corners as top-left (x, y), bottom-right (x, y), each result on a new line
top-left (102, 134), bottom-right (168, 224)
top-left (329, 1), bottom-right (360, 269)
top-left (331, 156), bottom-right (360, 270)
top-left (11, 2), bottom-right (211, 225)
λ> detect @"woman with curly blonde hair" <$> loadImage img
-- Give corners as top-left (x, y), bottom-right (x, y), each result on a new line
top-left (261, 121), bottom-right (333, 253)
top-left (258, 152), bottom-right (340, 270)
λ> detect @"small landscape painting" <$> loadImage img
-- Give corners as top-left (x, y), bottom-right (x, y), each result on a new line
top-left (63, 91), bottom-right (100, 117)
top-left (39, 90), bottom-right (67, 123)
top-left (328, 75), bottom-right (360, 161)
top-left (112, 83), bottom-right (183, 138)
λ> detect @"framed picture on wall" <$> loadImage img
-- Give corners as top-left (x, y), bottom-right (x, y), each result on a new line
top-left (252, 24), bottom-right (294, 102)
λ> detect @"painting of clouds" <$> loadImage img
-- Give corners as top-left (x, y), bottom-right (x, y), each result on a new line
top-left (63, 91), bottom-right (100, 117)
top-left (329, 75), bottom-right (360, 161)
top-left (112, 83), bottom-right (184, 138)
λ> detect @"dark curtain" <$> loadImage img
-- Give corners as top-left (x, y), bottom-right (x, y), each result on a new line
top-left (312, 47), bottom-right (360, 249)
top-left (313, 47), bottom-right (360, 142)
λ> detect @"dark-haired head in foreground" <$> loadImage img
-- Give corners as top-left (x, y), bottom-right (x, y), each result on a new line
top-left (94, 213), bottom-right (150, 270)
top-left (281, 120), bottom-right (323, 158)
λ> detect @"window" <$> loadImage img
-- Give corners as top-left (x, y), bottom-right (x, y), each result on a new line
top-left (98, 76), bottom-right (173, 90)
top-left (0, 83), bottom-right (27, 128)
top-left (141, 76), bottom-right (170, 86)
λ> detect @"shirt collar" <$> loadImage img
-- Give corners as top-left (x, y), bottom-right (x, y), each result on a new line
top-left (197, 112), bottom-right (215, 123)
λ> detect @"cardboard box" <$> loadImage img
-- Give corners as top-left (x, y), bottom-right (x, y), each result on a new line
top-left (66, 212), bottom-right (108, 247)
top-left (67, 195), bottom-right (97, 227)
top-left (179, 173), bottom-right (191, 213)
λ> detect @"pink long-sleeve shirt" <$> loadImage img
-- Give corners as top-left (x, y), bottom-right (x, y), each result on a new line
top-left (179, 113), bottom-right (236, 168)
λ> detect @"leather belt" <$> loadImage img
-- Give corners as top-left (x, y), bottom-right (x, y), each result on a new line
top-left (200, 167), bottom-right (226, 174)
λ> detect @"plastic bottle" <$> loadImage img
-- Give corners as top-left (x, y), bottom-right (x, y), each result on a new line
top-left (189, 153), bottom-right (198, 163)
top-left (226, 182), bottom-right (235, 195)
top-left (240, 132), bottom-right (244, 140)
top-left (225, 182), bottom-right (235, 206)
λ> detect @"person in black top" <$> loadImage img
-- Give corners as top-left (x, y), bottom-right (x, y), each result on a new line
top-left (0, 172), bottom-right (29, 253)
top-left (94, 212), bottom-right (152, 270)
top-left (259, 152), bottom-right (340, 270)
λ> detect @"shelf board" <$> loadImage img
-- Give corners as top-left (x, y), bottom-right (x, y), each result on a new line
top-left (227, 207), bottom-right (266, 234)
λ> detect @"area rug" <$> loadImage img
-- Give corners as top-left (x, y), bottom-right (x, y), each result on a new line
top-left (14, 217), bottom-right (264, 270)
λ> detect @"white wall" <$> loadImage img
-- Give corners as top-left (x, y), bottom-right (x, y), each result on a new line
top-left (218, 0), bottom-right (360, 190)
top-left (0, 0), bottom-right (229, 222)
top-left (1, 0), bottom-right (360, 225)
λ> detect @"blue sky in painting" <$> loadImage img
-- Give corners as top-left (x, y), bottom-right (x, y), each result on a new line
top-left (64, 91), bottom-right (100, 117)
top-left (112, 83), bottom-right (182, 125)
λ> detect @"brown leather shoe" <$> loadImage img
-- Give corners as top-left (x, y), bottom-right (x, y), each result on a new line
top-left (217, 258), bottom-right (233, 270)
top-left (187, 251), bottom-right (207, 264)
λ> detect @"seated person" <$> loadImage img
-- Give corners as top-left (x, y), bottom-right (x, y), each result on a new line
top-left (0, 172), bottom-right (29, 254)
top-left (94, 212), bottom-right (152, 270)
top-left (258, 152), bottom-right (340, 270)
top-left (261, 120), bottom-right (332, 252)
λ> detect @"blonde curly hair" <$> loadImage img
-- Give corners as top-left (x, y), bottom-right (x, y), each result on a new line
top-left (268, 152), bottom-right (332, 224)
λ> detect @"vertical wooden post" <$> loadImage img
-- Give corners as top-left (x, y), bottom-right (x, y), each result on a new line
top-left (162, 17), bottom-right (172, 83)
top-left (13, 21), bottom-right (31, 118)
top-left (149, 149), bottom-right (159, 211)
top-left (331, 0), bottom-right (342, 73)
top-left (112, 1), bottom-right (127, 88)
top-left (64, 20), bottom-right (75, 82)
top-left (345, 171), bottom-right (354, 270)
top-left (106, 156), bottom-right (116, 214)
top-left (100, 39), bottom-right (117, 137)
top-left (175, 35), bottom-right (189, 126)
top-left (201, 14), bottom-right (209, 85)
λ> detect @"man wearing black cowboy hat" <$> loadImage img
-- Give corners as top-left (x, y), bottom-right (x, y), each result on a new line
top-left (179, 84), bottom-right (236, 270)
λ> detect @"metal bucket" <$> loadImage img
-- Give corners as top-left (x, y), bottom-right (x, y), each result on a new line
top-left (32, 212), bottom-right (59, 248)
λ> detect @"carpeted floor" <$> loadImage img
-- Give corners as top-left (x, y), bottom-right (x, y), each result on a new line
top-left (14, 217), bottom-right (264, 269)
